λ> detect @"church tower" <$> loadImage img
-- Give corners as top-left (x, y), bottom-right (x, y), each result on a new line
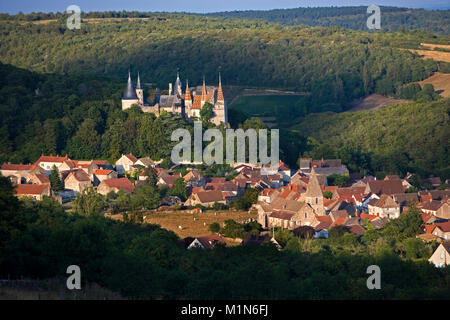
top-left (135, 72), bottom-right (144, 106)
top-left (304, 167), bottom-right (325, 216)
top-left (184, 79), bottom-right (192, 117)
top-left (122, 72), bottom-right (139, 110)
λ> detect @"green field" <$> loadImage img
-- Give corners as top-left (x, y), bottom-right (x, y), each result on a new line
top-left (228, 95), bottom-right (309, 127)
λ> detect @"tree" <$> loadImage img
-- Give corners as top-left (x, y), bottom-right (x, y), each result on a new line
top-left (132, 184), bottom-right (160, 210)
top-left (169, 178), bottom-right (187, 201)
top-left (293, 226), bottom-right (315, 239)
top-left (73, 187), bottom-right (106, 216)
top-left (200, 102), bottom-right (214, 124)
top-left (144, 166), bottom-right (158, 188)
top-left (327, 174), bottom-right (349, 187)
top-left (49, 165), bottom-right (63, 191)
top-left (208, 222), bottom-right (221, 233)
top-left (323, 191), bottom-right (333, 199)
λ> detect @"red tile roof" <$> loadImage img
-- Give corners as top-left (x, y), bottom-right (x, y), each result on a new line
top-left (94, 169), bottom-right (113, 175)
top-left (1, 163), bottom-right (33, 171)
top-left (425, 224), bottom-right (436, 234)
top-left (435, 221), bottom-right (450, 233)
top-left (15, 184), bottom-right (48, 195)
top-left (35, 155), bottom-right (69, 163)
top-left (33, 173), bottom-right (50, 184)
top-left (103, 178), bottom-right (135, 193)
top-left (124, 153), bottom-right (138, 163)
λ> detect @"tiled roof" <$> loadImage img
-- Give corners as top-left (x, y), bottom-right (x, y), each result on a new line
top-left (36, 155), bottom-right (69, 163)
top-left (94, 169), bottom-right (113, 175)
top-left (33, 173), bottom-right (50, 184)
top-left (92, 160), bottom-right (110, 166)
top-left (347, 224), bottom-right (365, 235)
top-left (1, 163), bottom-right (33, 171)
top-left (270, 211), bottom-right (295, 220)
top-left (374, 195), bottom-right (399, 208)
top-left (124, 153), bottom-right (138, 163)
top-left (442, 241), bottom-right (450, 254)
top-left (66, 169), bottom-right (91, 182)
top-left (103, 178), bottom-right (135, 193)
top-left (422, 200), bottom-right (443, 211)
top-left (331, 217), bottom-right (348, 227)
top-left (366, 180), bottom-right (404, 195)
top-left (425, 224), bottom-right (437, 234)
top-left (435, 221), bottom-right (450, 233)
top-left (15, 184), bottom-right (48, 195)
top-left (196, 190), bottom-right (224, 203)
top-left (195, 234), bottom-right (226, 249)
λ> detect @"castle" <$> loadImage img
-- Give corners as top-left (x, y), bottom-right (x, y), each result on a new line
top-left (121, 72), bottom-right (228, 126)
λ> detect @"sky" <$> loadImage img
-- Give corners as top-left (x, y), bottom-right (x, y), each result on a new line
top-left (0, 0), bottom-right (448, 14)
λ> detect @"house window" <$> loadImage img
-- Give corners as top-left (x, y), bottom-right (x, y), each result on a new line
top-left (441, 252), bottom-right (445, 259)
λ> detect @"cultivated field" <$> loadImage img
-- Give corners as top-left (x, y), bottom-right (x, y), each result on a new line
top-left (142, 210), bottom-right (257, 240)
top-left (419, 72), bottom-right (450, 98)
top-left (408, 43), bottom-right (450, 63)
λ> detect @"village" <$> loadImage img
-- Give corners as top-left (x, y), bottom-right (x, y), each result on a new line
top-left (1, 153), bottom-right (449, 268)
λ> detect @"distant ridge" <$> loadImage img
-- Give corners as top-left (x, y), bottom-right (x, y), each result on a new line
top-left (207, 6), bottom-right (450, 34)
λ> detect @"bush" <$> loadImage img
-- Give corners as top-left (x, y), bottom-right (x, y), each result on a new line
top-left (208, 222), bottom-right (221, 233)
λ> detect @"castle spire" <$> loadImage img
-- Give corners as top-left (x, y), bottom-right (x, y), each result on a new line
top-left (184, 79), bottom-right (192, 101)
top-left (201, 76), bottom-right (207, 102)
top-left (217, 71), bottom-right (224, 101)
top-left (123, 71), bottom-right (138, 99)
top-left (136, 72), bottom-right (142, 90)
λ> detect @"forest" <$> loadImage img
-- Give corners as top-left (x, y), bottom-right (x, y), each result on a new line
top-left (0, 175), bottom-right (449, 299)
top-left (209, 6), bottom-right (450, 34)
top-left (0, 12), bottom-right (449, 175)
top-left (291, 98), bottom-right (450, 179)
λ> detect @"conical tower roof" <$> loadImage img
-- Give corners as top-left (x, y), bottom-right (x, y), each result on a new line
top-left (201, 76), bottom-right (207, 102)
top-left (184, 80), bottom-right (192, 101)
top-left (305, 167), bottom-right (323, 197)
top-left (217, 72), bottom-right (224, 101)
top-left (136, 72), bottom-right (142, 90)
top-left (123, 72), bottom-right (138, 100)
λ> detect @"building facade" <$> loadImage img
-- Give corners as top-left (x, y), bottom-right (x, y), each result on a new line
top-left (121, 72), bottom-right (228, 126)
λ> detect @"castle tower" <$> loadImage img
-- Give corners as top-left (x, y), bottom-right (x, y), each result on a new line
top-left (122, 72), bottom-right (139, 110)
top-left (212, 71), bottom-right (227, 126)
top-left (175, 71), bottom-right (182, 97)
top-left (184, 79), bottom-right (192, 117)
top-left (304, 167), bottom-right (325, 216)
top-left (200, 76), bottom-right (207, 108)
top-left (136, 72), bottom-right (144, 106)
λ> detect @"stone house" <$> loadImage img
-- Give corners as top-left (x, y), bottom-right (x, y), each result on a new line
top-left (97, 178), bottom-right (135, 195)
top-left (367, 195), bottom-right (400, 219)
top-left (431, 221), bottom-right (450, 241)
top-left (93, 169), bottom-right (118, 186)
top-left (115, 153), bottom-right (138, 175)
top-left (14, 184), bottom-right (51, 201)
top-left (184, 190), bottom-right (226, 207)
top-left (64, 170), bottom-right (92, 193)
top-left (436, 201), bottom-right (450, 219)
top-left (428, 241), bottom-right (450, 268)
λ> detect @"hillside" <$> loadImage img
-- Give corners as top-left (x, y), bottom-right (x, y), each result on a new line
top-left (1, 12), bottom-right (449, 116)
top-left (290, 98), bottom-right (450, 178)
top-left (208, 6), bottom-right (450, 34)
